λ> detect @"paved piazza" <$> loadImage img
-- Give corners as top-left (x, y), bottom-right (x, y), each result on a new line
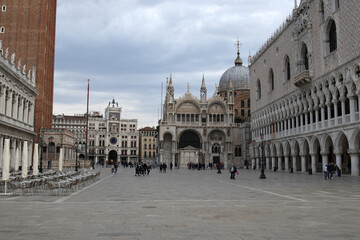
top-left (1, 168), bottom-right (360, 240)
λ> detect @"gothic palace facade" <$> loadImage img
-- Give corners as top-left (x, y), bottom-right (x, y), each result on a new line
top-left (249, 0), bottom-right (360, 176)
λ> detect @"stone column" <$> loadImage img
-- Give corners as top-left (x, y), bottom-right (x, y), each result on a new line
top-left (6, 90), bottom-right (11, 117)
top-left (340, 96), bottom-right (346, 123)
top-left (327, 104), bottom-right (331, 121)
top-left (300, 154), bottom-right (306, 173)
top-left (311, 153), bottom-right (317, 173)
top-left (315, 106), bottom-right (319, 125)
top-left (284, 155), bottom-right (289, 171)
top-left (304, 112), bottom-right (308, 126)
top-left (349, 95), bottom-right (356, 122)
top-left (266, 156), bottom-right (270, 170)
top-left (321, 151), bottom-right (329, 167)
top-left (320, 104), bottom-right (325, 128)
top-left (251, 157), bottom-right (255, 169)
top-left (272, 156), bottom-right (276, 170)
top-left (333, 99), bottom-right (338, 120)
top-left (292, 155), bottom-right (297, 172)
top-left (10, 138), bottom-right (16, 169)
top-left (172, 153), bottom-right (175, 168)
top-left (28, 142), bottom-right (33, 168)
top-left (348, 149), bottom-right (359, 176)
top-left (277, 156), bottom-right (282, 171)
top-left (13, 93), bottom-right (18, 119)
top-left (309, 110), bottom-right (313, 126)
top-left (0, 136), bottom-right (3, 169)
top-left (0, 86), bottom-right (5, 114)
top-left (334, 152), bottom-right (342, 172)
top-left (256, 157), bottom-right (260, 169)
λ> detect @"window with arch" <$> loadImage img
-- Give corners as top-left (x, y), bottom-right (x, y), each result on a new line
top-left (327, 20), bottom-right (337, 53)
top-left (247, 99), bottom-right (250, 107)
top-left (48, 142), bottom-right (55, 153)
top-left (284, 56), bottom-right (291, 82)
top-left (256, 79), bottom-right (261, 99)
top-left (269, 68), bottom-right (274, 92)
top-left (241, 109), bottom-right (245, 117)
top-left (0, 27), bottom-right (5, 33)
top-left (235, 145), bottom-right (242, 157)
top-left (301, 44), bottom-right (309, 71)
top-left (1, 5), bottom-right (6, 12)
top-left (241, 100), bottom-right (245, 108)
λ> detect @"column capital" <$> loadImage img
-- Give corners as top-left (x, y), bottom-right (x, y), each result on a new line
top-left (347, 149), bottom-right (359, 155)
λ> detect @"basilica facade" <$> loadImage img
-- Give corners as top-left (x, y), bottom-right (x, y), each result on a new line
top-left (158, 51), bottom-right (251, 169)
top-left (249, 0), bottom-right (360, 176)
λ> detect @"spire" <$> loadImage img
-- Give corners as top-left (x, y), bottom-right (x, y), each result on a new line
top-left (294, 0), bottom-right (298, 8)
top-left (169, 73), bottom-right (173, 87)
top-left (201, 74), bottom-right (206, 89)
top-left (166, 77), bottom-right (169, 87)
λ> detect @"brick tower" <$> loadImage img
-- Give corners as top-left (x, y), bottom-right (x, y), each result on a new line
top-left (0, 0), bottom-right (57, 135)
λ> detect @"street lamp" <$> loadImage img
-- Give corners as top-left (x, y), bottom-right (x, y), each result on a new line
top-left (74, 143), bottom-right (79, 171)
top-left (217, 147), bottom-right (221, 174)
top-left (259, 133), bottom-right (266, 179)
top-left (39, 128), bottom-right (44, 173)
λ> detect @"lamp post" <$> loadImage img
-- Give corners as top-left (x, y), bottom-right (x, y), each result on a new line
top-left (259, 133), bottom-right (266, 179)
top-left (217, 147), bottom-right (222, 174)
top-left (74, 143), bottom-right (79, 171)
top-left (39, 128), bottom-right (44, 173)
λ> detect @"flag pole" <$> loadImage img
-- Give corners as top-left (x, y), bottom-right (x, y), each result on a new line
top-left (85, 79), bottom-right (90, 169)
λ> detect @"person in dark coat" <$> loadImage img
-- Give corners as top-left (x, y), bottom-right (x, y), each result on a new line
top-left (229, 164), bottom-right (237, 179)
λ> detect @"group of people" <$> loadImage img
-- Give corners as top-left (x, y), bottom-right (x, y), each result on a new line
top-left (324, 163), bottom-right (341, 180)
top-left (135, 162), bottom-right (151, 176)
top-left (159, 163), bottom-right (167, 173)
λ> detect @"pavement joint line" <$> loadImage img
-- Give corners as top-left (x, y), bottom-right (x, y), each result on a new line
top-left (219, 179), bottom-right (309, 202)
top-left (54, 174), bottom-right (113, 203)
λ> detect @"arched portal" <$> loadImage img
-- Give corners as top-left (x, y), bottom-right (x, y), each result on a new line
top-left (178, 131), bottom-right (201, 168)
top-left (178, 131), bottom-right (201, 149)
top-left (109, 150), bottom-right (117, 165)
top-left (335, 133), bottom-right (350, 174)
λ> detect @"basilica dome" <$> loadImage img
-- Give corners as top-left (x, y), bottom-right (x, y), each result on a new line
top-left (218, 52), bottom-right (250, 92)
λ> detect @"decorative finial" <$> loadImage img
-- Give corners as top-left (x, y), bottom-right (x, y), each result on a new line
top-left (294, 0), bottom-right (297, 8)
top-left (234, 37), bottom-right (243, 66)
top-left (187, 83), bottom-right (190, 93)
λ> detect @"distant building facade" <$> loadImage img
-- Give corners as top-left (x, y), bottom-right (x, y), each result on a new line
top-left (249, 0), bottom-right (360, 176)
top-left (139, 127), bottom-right (157, 163)
top-left (0, 0), bottom-right (57, 134)
top-left (52, 99), bottom-right (139, 165)
top-left (158, 63), bottom-right (251, 169)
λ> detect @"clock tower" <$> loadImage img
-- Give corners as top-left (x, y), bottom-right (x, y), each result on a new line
top-left (105, 99), bottom-right (122, 164)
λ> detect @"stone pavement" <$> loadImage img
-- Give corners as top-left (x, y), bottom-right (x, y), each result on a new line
top-left (0, 167), bottom-right (360, 240)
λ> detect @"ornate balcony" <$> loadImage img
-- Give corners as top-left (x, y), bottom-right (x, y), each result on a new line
top-left (294, 70), bottom-right (311, 87)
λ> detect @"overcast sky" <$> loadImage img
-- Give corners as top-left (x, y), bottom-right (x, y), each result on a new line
top-left (53, 0), bottom-right (295, 128)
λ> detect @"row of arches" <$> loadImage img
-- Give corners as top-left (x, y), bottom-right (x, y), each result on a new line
top-left (252, 63), bottom-right (360, 137)
top-left (250, 129), bottom-right (360, 176)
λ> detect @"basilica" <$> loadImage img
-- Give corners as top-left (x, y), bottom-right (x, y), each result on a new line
top-left (158, 51), bottom-right (251, 169)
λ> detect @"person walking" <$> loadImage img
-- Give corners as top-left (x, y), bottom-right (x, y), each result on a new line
top-left (163, 163), bottom-right (167, 173)
top-left (114, 162), bottom-right (118, 173)
top-left (324, 164), bottom-right (328, 180)
top-left (229, 164), bottom-right (237, 179)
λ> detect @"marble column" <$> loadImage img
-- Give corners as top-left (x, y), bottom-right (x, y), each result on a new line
top-left (348, 150), bottom-right (359, 176)
top-left (292, 155), bottom-right (297, 172)
top-left (335, 152), bottom-right (342, 172)
top-left (251, 158), bottom-right (255, 169)
top-left (0, 136), bottom-right (3, 169)
top-left (0, 86), bottom-right (5, 114)
top-left (311, 153), bottom-right (317, 173)
top-left (340, 97), bottom-right (346, 123)
top-left (277, 156), bottom-right (282, 171)
top-left (272, 156), bottom-right (276, 170)
top-left (284, 155), bottom-right (289, 171)
top-left (300, 154), bottom-right (306, 173)
top-left (10, 138), bottom-right (16, 169)
top-left (266, 156), bottom-right (270, 170)
top-left (320, 104), bottom-right (325, 128)
top-left (321, 152), bottom-right (329, 167)
top-left (349, 95), bottom-right (356, 122)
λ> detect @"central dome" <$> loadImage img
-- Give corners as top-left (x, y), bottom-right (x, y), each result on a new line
top-left (218, 52), bottom-right (250, 92)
